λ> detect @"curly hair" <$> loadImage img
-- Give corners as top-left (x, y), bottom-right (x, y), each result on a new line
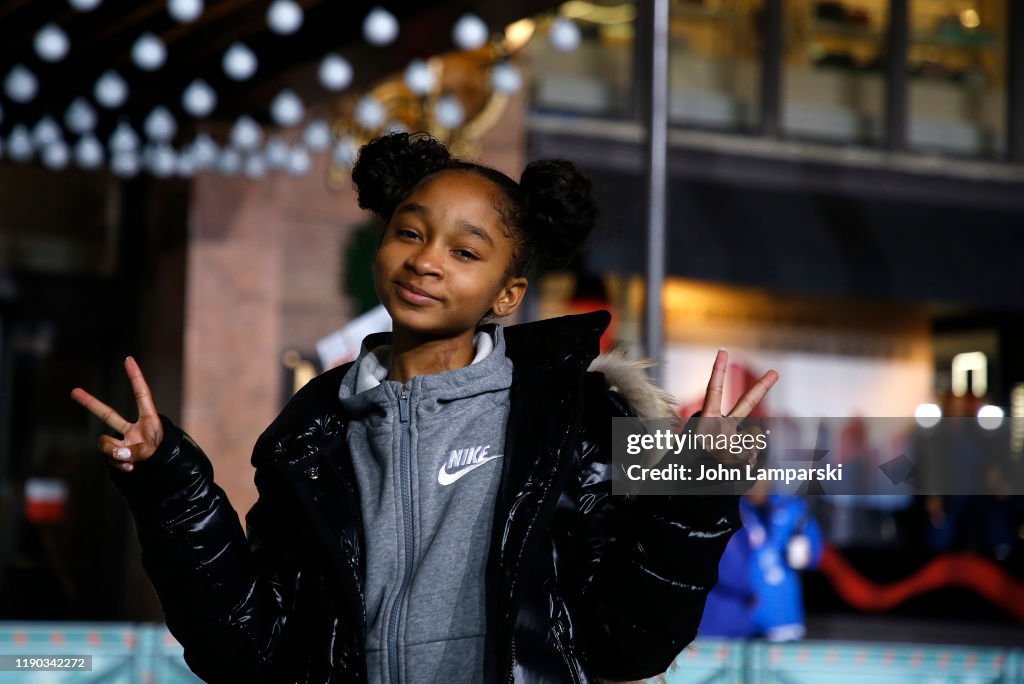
top-left (351, 132), bottom-right (598, 277)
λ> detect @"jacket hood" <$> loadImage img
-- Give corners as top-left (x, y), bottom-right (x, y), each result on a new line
top-left (335, 310), bottom-right (679, 421)
top-left (503, 310), bottom-right (680, 420)
top-left (587, 347), bottom-right (680, 420)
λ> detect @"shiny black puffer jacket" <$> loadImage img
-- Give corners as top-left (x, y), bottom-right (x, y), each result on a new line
top-left (109, 310), bottom-right (741, 683)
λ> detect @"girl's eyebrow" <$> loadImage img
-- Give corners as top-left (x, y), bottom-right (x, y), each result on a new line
top-left (396, 202), bottom-right (494, 247)
top-left (458, 220), bottom-right (494, 247)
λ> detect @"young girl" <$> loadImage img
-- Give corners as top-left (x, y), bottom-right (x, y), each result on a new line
top-left (71, 132), bottom-right (778, 683)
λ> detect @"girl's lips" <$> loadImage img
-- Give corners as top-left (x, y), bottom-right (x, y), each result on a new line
top-left (395, 282), bottom-right (439, 305)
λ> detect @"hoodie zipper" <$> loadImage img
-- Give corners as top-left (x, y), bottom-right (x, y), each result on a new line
top-left (387, 383), bottom-right (414, 683)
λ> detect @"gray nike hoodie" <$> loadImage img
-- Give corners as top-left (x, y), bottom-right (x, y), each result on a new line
top-left (337, 323), bottom-right (513, 684)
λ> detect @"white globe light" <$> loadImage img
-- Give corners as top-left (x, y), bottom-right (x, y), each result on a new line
top-left (404, 59), bottom-right (434, 95)
top-left (6, 65), bottom-right (38, 103)
top-left (244, 154), bottom-right (267, 178)
top-left (95, 71), bottom-right (128, 108)
top-left (112, 150), bottom-right (140, 178)
top-left (267, 0), bottom-right (303, 35)
top-left (145, 106), bottom-right (176, 141)
top-left (168, 0), bottom-right (203, 23)
top-left (110, 123), bottom-right (140, 153)
top-left (303, 119), bottom-right (331, 151)
top-left (363, 7), bottom-right (398, 46)
top-left (434, 95), bottom-right (464, 128)
top-left (190, 133), bottom-right (218, 169)
top-left (8, 126), bottom-right (34, 161)
top-left (176, 150), bottom-right (196, 177)
top-left (230, 116), bottom-right (262, 150)
top-left (132, 33), bottom-right (167, 71)
top-left (319, 53), bottom-right (353, 91)
top-left (43, 140), bottom-right (71, 170)
top-left (491, 62), bottom-right (522, 94)
top-left (355, 95), bottom-right (385, 129)
top-left (453, 14), bottom-right (488, 50)
top-left (977, 404), bottom-right (1005, 431)
top-left (223, 43), bottom-right (257, 81)
top-left (264, 136), bottom-right (289, 168)
top-left (270, 89), bottom-right (304, 127)
top-left (146, 144), bottom-right (177, 178)
top-left (182, 79), bottom-right (216, 117)
top-left (218, 148), bottom-right (241, 175)
top-left (69, 0), bottom-right (102, 10)
top-left (35, 24), bottom-right (70, 62)
top-left (332, 135), bottom-right (357, 168)
top-left (914, 403), bottom-right (942, 429)
top-left (75, 134), bottom-right (104, 169)
top-left (33, 117), bottom-right (62, 147)
top-left (549, 18), bottom-right (581, 52)
top-left (65, 98), bottom-right (97, 133)
top-left (384, 120), bottom-right (407, 134)
top-left (286, 145), bottom-right (311, 176)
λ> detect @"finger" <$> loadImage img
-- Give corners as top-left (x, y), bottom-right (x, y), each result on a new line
top-left (98, 435), bottom-right (135, 471)
top-left (701, 349), bottom-right (728, 418)
top-left (71, 387), bottom-right (133, 436)
top-left (125, 356), bottom-right (158, 418)
top-left (726, 370), bottom-right (779, 419)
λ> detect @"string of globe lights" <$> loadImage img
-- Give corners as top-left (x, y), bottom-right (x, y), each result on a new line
top-left (0, 1), bottom-right (585, 185)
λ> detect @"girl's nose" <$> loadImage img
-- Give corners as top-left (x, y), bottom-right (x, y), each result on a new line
top-left (405, 244), bottom-right (442, 276)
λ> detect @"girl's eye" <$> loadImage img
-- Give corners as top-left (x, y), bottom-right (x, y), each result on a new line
top-left (453, 249), bottom-right (479, 261)
top-left (396, 228), bottom-right (419, 239)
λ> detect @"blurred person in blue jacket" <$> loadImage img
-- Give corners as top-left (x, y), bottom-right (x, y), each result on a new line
top-left (700, 482), bottom-right (824, 641)
top-left (745, 483), bottom-right (825, 641)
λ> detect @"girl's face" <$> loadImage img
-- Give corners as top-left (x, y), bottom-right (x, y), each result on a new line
top-left (373, 170), bottom-right (527, 338)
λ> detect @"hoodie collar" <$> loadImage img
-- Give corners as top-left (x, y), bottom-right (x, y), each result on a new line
top-left (338, 323), bottom-right (512, 407)
top-left (353, 327), bottom-right (495, 394)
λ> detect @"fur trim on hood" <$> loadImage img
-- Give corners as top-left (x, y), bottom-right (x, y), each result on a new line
top-left (587, 348), bottom-right (680, 420)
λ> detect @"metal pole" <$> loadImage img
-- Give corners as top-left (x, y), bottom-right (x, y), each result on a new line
top-left (1008, 0), bottom-right (1024, 162)
top-left (643, 0), bottom-right (669, 386)
top-left (885, 0), bottom-right (909, 151)
top-left (759, 0), bottom-right (784, 138)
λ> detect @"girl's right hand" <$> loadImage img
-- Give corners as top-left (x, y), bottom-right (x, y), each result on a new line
top-left (70, 356), bottom-right (164, 473)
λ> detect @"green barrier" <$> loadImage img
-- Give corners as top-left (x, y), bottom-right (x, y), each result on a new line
top-left (1, 625), bottom-right (1021, 683)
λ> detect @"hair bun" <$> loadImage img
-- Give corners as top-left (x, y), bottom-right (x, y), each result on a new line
top-left (351, 132), bottom-right (452, 219)
top-left (519, 159), bottom-right (598, 270)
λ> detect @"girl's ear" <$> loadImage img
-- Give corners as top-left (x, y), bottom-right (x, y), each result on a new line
top-left (492, 276), bottom-right (528, 318)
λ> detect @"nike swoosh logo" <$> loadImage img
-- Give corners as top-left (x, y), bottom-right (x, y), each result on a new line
top-left (437, 454), bottom-right (503, 486)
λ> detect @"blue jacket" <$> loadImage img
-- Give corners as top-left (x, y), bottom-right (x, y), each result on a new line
top-left (745, 495), bottom-right (824, 638)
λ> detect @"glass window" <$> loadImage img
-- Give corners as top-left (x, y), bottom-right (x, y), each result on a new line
top-left (783, 0), bottom-right (889, 145)
top-left (524, 2), bottom-right (637, 119)
top-left (668, 0), bottom-right (764, 131)
top-left (908, 0), bottom-right (1007, 158)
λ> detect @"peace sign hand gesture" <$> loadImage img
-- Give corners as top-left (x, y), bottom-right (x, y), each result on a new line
top-left (695, 349), bottom-right (778, 466)
top-left (70, 356), bottom-right (164, 473)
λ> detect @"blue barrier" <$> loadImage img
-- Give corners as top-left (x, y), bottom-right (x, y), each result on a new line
top-left (1, 624), bottom-right (1021, 683)
top-left (663, 639), bottom-right (1024, 684)
top-left (0, 623), bottom-right (201, 683)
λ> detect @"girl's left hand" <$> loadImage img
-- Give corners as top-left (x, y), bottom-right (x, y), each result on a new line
top-left (695, 349), bottom-right (778, 465)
